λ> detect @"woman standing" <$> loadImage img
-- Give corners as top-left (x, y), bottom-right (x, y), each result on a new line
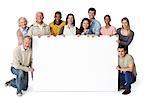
top-left (116, 17), bottom-right (134, 52)
top-left (100, 15), bottom-right (116, 36)
top-left (17, 17), bottom-right (29, 45)
top-left (60, 13), bottom-right (79, 36)
top-left (78, 18), bottom-right (90, 35)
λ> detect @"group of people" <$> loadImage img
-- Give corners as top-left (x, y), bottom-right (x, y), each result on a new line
top-left (5, 7), bottom-right (137, 96)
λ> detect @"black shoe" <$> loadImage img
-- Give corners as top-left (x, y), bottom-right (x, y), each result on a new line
top-left (119, 85), bottom-right (125, 90)
top-left (22, 88), bottom-right (28, 91)
top-left (4, 81), bottom-right (11, 87)
top-left (122, 90), bottom-right (131, 95)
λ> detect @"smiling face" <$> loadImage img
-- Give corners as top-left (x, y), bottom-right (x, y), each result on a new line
top-left (36, 12), bottom-right (44, 24)
top-left (88, 10), bottom-right (96, 20)
top-left (67, 15), bottom-right (74, 25)
top-left (18, 17), bottom-right (27, 29)
top-left (104, 16), bottom-right (111, 25)
top-left (82, 20), bottom-right (90, 29)
top-left (122, 20), bottom-right (129, 29)
top-left (55, 13), bottom-right (61, 22)
top-left (118, 48), bottom-right (126, 58)
top-left (23, 37), bottom-right (31, 50)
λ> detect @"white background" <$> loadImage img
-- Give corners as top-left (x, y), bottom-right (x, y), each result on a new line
top-left (0, 0), bottom-right (149, 98)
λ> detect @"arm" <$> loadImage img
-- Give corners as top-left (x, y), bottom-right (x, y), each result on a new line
top-left (45, 25), bottom-right (51, 35)
top-left (94, 21), bottom-right (101, 36)
top-left (27, 26), bottom-right (33, 37)
top-left (16, 29), bottom-right (23, 45)
top-left (118, 64), bottom-right (135, 72)
top-left (13, 48), bottom-right (30, 72)
top-left (59, 26), bottom-right (64, 35)
top-left (119, 31), bottom-right (134, 46)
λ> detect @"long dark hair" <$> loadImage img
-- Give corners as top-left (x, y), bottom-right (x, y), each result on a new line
top-left (66, 13), bottom-right (75, 26)
top-left (79, 18), bottom-right (90, 33)
top-left (104, 15), bottom-right (111, 21)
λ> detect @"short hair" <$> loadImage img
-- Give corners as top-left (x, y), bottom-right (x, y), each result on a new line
top-left (36, 12), bottom-right (44, 17)
top-left (55, 11), bottom-right (62, 18)
top-left (104, 15), bottom-right (111, 21)
top-left (66, 13), bottom-right (75, 26)
top-left (117, 45), bottom-right (127, 51)
top-left (18, 17), bottom-right (28, 27)
top-left (88, 7), bottom-right (96, 14)
top-left (23, 36), bottom-right (32, 41)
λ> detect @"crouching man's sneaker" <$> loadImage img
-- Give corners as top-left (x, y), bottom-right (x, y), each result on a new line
top-left (16, 91), bottom-right (23, 97)
top-left (122, 89), bottom-right (131, 95)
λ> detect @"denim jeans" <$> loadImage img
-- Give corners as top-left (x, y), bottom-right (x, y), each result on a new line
top-left (119, 71), bottom-right (136, 90)
top-left (10, 66), bottom-right (28, 93)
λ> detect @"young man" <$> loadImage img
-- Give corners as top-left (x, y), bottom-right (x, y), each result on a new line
top-left (88, 7), bottom-right (101, 35)
top-left (49, 11), bottom-right (65, 36)
top-left (116, 46), bottom-right (137, 95)
top-left (28, 12), bottom-right (50, 37)
top-left (5, 36), bottom-right (34, 96)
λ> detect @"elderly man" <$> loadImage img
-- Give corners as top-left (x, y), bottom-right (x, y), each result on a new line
top-left (116, 46), bottom-right (137, 95)
top-left (5, 36), bottom-right (34, 96)
top-left (28, 12), bottom-right (50, 37)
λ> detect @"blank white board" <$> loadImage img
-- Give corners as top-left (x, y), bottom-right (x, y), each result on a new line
top-left (32, 36), bottom-right (118, 91)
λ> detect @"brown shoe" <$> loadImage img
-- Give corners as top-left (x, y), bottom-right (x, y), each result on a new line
top-left (122, 90), bottom-right (131, 95)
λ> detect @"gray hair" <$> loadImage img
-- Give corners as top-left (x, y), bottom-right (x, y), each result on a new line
top-left (18, 17), bottom-right (28, 26)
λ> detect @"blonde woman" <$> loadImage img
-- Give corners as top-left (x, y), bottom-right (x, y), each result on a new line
top-left (116, 17), bottom-right (134, 53)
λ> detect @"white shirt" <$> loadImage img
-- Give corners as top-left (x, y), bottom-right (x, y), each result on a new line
top-left (63, 25), bottom-right (76, 35)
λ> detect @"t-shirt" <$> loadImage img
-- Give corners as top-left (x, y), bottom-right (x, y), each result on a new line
top-left (100, 26), bottom-right (116, 35)
top-left (117, 28), bottom-right (134, 47)
top-left (49, 21), bottom-right (65, 36)
top-left (119, 54), bottom-right (137, 76)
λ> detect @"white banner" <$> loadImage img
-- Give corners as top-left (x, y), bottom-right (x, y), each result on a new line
top-left (32, 36), bottom-right (118, 91)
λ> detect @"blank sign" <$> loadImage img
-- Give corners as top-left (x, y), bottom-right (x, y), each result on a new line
top-left (32, 36), bottom-right (118, 91)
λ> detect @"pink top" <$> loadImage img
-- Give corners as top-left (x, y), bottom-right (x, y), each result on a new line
top-left (100, 26), bottom-right (116, 35)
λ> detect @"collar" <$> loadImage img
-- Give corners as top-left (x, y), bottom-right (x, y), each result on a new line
top-left (20, 45), bottom-right (29, 51)
top-left (65, 25), bottom-right (74, 29)
top-left (33, 22), bottom-right (47, 27)
top-left (19, 27), bottom-right (28, 32)
top-left (54, 20), bottom-right (62, 25)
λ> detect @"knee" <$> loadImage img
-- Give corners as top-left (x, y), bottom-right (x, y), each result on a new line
top-left (124, 71), bottom-right (132, 76)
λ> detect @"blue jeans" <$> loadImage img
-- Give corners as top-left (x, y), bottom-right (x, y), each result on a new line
top-left (119, 71), bottom-right (136, 90)
top-left (10, 67), bottom-right (28, 93)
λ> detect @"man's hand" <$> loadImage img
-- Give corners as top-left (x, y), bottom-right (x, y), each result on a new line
top-left (29, 67), bottom-right (34, 72)
top-left (38, 34), bottom-right (41, 38)
top-left (47, 34), bottom-right (51, 38)
top-left (116, 66), bottom-right (121, 70)
top-left (116, 40), bottom-right (120, 43)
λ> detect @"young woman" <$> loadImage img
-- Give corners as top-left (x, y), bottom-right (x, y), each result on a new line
top-left (100, 15), bottom-right (116, 36)
top-left (59, 13), bottom-right (79, 36)
top-left (116, 17), bottom-right (134, 52)
top-left (78, 18), bottom-right (90, 35)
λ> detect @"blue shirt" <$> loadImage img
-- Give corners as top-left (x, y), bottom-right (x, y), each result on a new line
top-left (20, 27), bottom-right (29, 37)
top-left (89, 19), bottom-right (101, 35)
